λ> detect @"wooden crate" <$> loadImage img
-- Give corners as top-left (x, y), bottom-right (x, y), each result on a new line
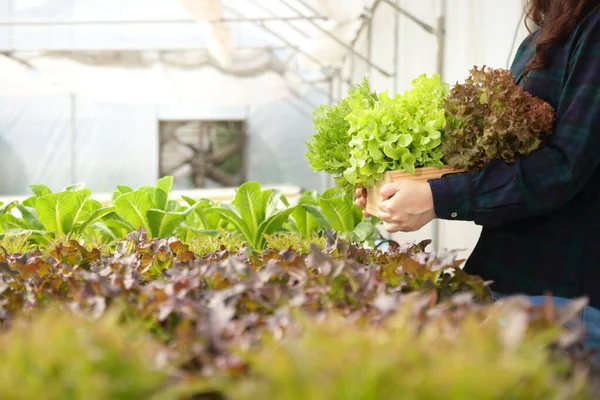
top-left (365, 167), bottom-right (465, 216)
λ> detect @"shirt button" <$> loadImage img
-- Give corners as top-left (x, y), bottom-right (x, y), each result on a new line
top-left (451, 212), bottom-right (458, 218)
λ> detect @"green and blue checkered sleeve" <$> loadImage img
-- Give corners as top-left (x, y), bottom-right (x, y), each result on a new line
top-left (429, 15), bottom-right (600, 227)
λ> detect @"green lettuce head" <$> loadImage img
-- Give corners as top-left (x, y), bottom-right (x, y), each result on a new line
top-left (343, 73), bottom-right (449, 188)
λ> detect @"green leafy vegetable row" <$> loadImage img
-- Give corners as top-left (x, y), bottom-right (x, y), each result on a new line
top-left (0, 178), bottom-right (380, 250)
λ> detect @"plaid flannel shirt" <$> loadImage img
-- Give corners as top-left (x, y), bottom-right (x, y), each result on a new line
top-left (428, 4), bottom-right (600, 308)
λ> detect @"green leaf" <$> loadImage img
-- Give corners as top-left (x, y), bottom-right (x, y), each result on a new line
top-left (397, 134), bottom-right (413, 147)
top-left (138, 186), bottom-right (156, 199)
top-left (166, 200), bottom-right (180, 212)
top-left (153, 190), bottom-right (169, 211)
top-left (117, 185), bottom-right (133, 194)
top-left (152, 200), bottom-right (207, 238)
top-left (1, 214), bottom-right (32, 230)
top-left (147, 210), bottom-right (186, 238)
top-left (302, 204), bottom-right (332, 230)
top-left (206, 205), bottom-right (254, 248)
top-left (113, 191), bottom-right (153, 233)
top-left (0, 213), bottom-right (22, 231)
top-left (155, 176), bottom-right (174, 196)
top-left (180, 197), bottom-right (219, 231)
top-left (348, 220), bottom-right (377, 243)
top-left (263, 189), bottom-right (286, 219)
top-left (290, 192), bottom-right (327, 238)
top-left (30, 184), bottom-right (52, 198)
top-left (352, 203), bottom-right (364, 226)
top-left (88, 222), bottom-right (118, 241)
top-left (102, 213), bottom-right (135, 234)
top-left (153, 176), bottom-right (174, 210)
top-left (318, 189), bottom-right (356, 233)
top-left (298, 191), bottom-right (319, 205)
top-left (291, 205), bottom-right (320, 239)
top-left (36, 190), bottom-right (91, 235)
top-left (75, 207), bottom-right (116, 234)
top-left (0, 201), bottom-right (15, 218)
top-left (280, 193), bottom-right (290, 207)
top-left (77, 199), bottom-right (102, 222)
top-left (14, 203), bottom-right (44, 231)
top-left (255, 207), bottom-right (296, 249)
top-left (111, 185), bottom-right (133, 203)
top-left (188, 206), bottom-right (209, 230)
top-left (71, 189), bottom-right (93, 227)
top-left (22, 196), bottom-right (37, 208)
top-left (180, 195), bottom-right (198, 207)
top-left (63, 183), bottom-right (86, 192)
top-left (1, 228), bottom-right (48, 242)
top-left (234, 182), bottom-right (267, 236)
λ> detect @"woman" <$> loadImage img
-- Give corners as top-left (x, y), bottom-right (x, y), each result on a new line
top-left (355, 0), bottom-right (600, 356)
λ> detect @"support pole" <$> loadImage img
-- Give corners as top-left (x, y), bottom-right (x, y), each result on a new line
top-left (70, 93), bottom-right (77, 184)
top-left (381, 0), bottom-right (437, 34)
top-left (367, 7), bottom-right (373, 77)
top-left (431, 0), bottom-right (446, 253)
top-left (321, 75), bottom-right (336, 191)
top-left (340, 0), bottom-right (383, 86)
top-left (351, 0), bottom-right (383, 48)
top-left (436, 0), bottom-right (447, 80)
top-left (7, 0), bottom-right (13, 50)
top-left (393, 0), bottom-right (400, 94)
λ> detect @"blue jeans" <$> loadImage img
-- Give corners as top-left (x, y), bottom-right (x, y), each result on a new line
top-left (494, 293), bottom-right (600, 362)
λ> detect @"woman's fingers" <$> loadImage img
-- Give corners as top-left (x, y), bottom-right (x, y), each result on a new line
top-left (354, 186), bottom-right (367, 199)
top-left (378, 210), bottom-right (391, 222)
top-left (354, 186), bottom-right (368, 210)
top-left (354, 196), bottom-right (366, 208)
top-left (382, 222), bottom-right (402, 233)
top-left (380, 182), bottom-right (402, 201)
top-left (354, 187), bottom-right (364, 199)
top-left (355, 186), bottom-right (375, 218)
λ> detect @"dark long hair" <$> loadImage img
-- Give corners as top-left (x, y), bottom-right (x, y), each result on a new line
top-left (524, 0), bottom-right (599, 72)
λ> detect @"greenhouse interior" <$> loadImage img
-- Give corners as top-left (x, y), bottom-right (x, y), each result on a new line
top-left (1, 0), bottom-right (600, 398)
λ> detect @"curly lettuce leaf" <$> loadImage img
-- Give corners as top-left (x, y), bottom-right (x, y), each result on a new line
top-left (442, 66), bottom-right (555, 171)
top-left (343, 74), bottom-right (448, 187)
top-left (305, 78), bottom-right (378, 193)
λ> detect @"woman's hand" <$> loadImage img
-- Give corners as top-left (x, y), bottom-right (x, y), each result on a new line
top-left (377, 180), bottom-right (436, 233)
top-left (354, 186), bottom-right (371, 217)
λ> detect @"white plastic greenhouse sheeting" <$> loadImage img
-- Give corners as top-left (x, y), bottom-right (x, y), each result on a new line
top-left (0, 0), bottom-right (331, 195)
top-left (0, 90), bottom-right (326, 195)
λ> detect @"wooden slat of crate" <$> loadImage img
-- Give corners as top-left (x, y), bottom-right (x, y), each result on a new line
top-left (365, 167), bottom-right (465, 216)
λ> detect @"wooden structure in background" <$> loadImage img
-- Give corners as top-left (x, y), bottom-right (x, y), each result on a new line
top-left (159, 120), bottom-right (245, 189)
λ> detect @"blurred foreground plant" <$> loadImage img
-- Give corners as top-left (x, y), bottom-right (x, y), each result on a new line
top-left (226, 295), bottom-right (594, 400)
top-left (0, 307), bottom-right (172, 400)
